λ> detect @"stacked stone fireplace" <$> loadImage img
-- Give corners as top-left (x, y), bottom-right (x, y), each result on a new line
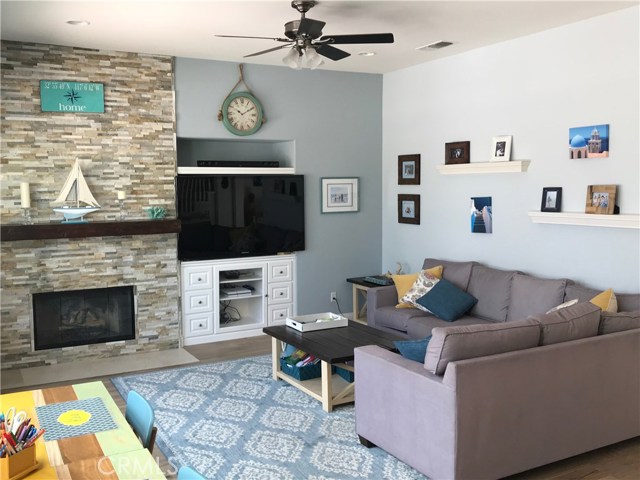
top-left (0, 41), bottom-right (179, 370)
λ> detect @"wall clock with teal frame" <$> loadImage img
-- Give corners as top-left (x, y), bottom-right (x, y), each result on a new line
top-left (221, 91), bottom-right (264, 136)
top-left (218, 64), bottom-right (265, 136)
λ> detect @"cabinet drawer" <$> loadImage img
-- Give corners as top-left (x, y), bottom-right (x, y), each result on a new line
top-left (184, 291), bottom-right (212, 313)
top-left (183, 266), bottom-right (213, 290)
top-left (268, 282), bottom-right (292, 304)
top-left (269, 304), bottom-right (292, 325)
top-left (268, 261), bottom-right (292, 282)
top-left (185, 312), bottom-right (214, 336)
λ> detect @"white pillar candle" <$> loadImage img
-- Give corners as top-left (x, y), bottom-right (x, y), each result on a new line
top-left (117, 191), bottom-right (126, 200)
top-left (20, 182), bottom-right (31, 208)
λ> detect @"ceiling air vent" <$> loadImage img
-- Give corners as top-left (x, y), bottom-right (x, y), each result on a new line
top-left (416, 41), bottom-right (453, 51)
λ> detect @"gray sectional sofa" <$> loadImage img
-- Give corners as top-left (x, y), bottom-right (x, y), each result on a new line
top-left (355, 258), bottom-right (640, 479)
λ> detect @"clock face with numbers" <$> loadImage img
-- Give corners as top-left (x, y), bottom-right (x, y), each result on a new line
top-left (222, 92), bottom-right (264, 136)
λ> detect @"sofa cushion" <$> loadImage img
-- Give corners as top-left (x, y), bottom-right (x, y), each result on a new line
top-left (393, 266), bottom-right (443, 308)
top-left (415, 278), bottom-right (477, 321)
top-left (406, 314), bottom-right (487, 339)
top-left (376, 306), bottom-right (429, 333)
top-left (529, 301), bottom-right (601, 345)
top-left (400, 271), bottom-right (441, 312)
top-left (394, 336), bottom-right (432, 363)
top-left (425, 318), bottom-right (540, 375)
top-left (599, 310), bottom-right (640, 335)
top-left (590, 288), bottom-right (618, 313)
top-left (506, 274), bottom-right (568, 321)
top-left (466, 265), bottom-right (517, 322)
top-left (422, 258), bottom-right (476, 291)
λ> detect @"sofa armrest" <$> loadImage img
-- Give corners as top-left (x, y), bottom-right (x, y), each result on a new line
top-left (354, 345), bottom-right (457, 479)
top-left (365, 285), bottom-right (397, 328)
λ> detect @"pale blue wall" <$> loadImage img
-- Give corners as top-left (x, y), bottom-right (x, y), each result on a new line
top-left (175, 59), bottom-right (383, 314)
top-left (382, 7), bottom-right (640, 293)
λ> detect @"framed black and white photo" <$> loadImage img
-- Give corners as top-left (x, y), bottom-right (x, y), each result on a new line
top-left (398, 194), bottom-right (420, 225)
top-left (445, 141), bottom-right (470, 165)
top-left (398, 154), bottom-right (421, 185)
top-left (321, 177), bottom-right (359, 213)
top-left (541, 187), bottom-right (562, 212)
top-left (491, 135), bottom-right (512, 162)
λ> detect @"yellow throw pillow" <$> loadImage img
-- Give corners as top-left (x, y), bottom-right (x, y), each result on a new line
top-left (590, 288), bottom-right (618, 313)
top-left (394, 265), bottom-right (443, 308)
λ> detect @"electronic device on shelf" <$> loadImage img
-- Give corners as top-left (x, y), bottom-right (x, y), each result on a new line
top-left (197, 160), bottom-right (280, 168)
top-left (220, 285), bottom-right (252, 296)
top-left (363, 275), bottom-right (394, 286)
top-left (223, 271), bottom-right (241, 279)
top-left (177, 174), bottom-right (305, 261)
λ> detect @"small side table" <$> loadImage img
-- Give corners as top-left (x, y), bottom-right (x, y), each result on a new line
top-left (346, 277), bottom-right (393, 324)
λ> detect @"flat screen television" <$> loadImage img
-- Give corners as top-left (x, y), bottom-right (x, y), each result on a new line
top-left (177, 174), bottom-right (305, 261)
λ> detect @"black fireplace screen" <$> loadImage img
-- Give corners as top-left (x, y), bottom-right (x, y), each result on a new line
top-left (32, 286), bottom-right (135, 350)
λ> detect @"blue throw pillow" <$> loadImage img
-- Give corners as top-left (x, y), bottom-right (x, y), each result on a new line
top-left (394, 336), bottom-right (432, 363)
top-left (416, 278), bottom-right (478, 321)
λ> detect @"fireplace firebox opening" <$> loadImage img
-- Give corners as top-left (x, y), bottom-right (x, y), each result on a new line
top-left (32, 286), bottom-right (135, 351)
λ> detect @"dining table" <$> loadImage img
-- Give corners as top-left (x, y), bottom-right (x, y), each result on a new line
top-left (0, 381), bottom-right (166, 479)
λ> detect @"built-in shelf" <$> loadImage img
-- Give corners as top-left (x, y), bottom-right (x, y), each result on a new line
top-left (177, 167), bottom-right (295, 175)
top-left (528, 212), bottom-right (640, 229)
top-left (0, 219), bottom-right (181, 242)
top-left (437, 160), bottom-right (530, 175)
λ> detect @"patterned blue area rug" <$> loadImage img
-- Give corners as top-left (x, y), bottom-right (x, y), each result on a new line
top-left (111, 354), bottom-right (426, 480)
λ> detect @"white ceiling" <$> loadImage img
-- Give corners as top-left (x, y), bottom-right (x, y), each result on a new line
top-left (1, 1), bottom-right (637, 74)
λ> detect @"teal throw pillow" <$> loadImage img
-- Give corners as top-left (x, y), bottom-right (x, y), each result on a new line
top-left (416, 278), bottom-right (478, 321)
top-left (394, 336), bottom-right (432, 363)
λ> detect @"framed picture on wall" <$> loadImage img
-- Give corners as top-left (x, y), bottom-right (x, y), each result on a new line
top-left (445, 141), bottom-right (470, 165)
top-left (491, 135), bottom-right (512, 162)
top-left (398, 154), bottom-right (421, 185)
top-left (585, 184), bottom-right (616, 215)
top-left (541, 187), bottom-right (562, 212)
top-left (398, 194), bottom-right (420, 225)
top-left (321, 177), bottom-right (359, 213)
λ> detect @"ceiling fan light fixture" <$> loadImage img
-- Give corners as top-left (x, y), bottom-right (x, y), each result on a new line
top-left (305, 47), bottom-right (324, 69)
top-left (283, 47), bottom-right (303, 69)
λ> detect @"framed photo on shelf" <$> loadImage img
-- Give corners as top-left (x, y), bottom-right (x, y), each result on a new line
top-left (541, 187), bottom-right (562, 212)
top-left (585, 184), bottom-right (616, 215)
top-left (491, 135), bottom-right (512, 162)
top-left (398, 194), bottom-right (420, 225)
top-left (321, 177), bottom-right (359, 213)
top-left (445, 141), bottom-right (470, 165)
top-left (398, 154), bottom-right (420, 185)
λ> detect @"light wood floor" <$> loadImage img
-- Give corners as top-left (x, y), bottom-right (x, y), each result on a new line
top-left (18, 335), bottom-right (640, 479)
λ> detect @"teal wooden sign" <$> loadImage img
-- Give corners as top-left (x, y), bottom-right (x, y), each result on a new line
top-left (40, 80), bottom-right (104, 113)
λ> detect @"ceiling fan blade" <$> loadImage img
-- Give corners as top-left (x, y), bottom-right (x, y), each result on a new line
top-left (216, 34), bottom-right (291, 42)
top-left (297, 18), bottom-right (326, 39)
top-left (244, 44), bottom-right (292, 58)
top-left (316, 44), bottom-right (351, 61)
top-left (321, 33), bottom-right (394, 44)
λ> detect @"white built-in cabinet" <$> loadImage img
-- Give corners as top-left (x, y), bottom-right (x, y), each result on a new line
top-left (181, 254), bottom-right (296, 345)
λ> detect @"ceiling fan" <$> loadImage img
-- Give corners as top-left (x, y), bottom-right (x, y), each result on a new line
top-left (216, 0), bottom-right (394, 69)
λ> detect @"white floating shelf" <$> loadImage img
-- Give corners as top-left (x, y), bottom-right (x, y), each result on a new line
top-left (528, 211), bottom-right (640, 229)
top-left (177, 167), bottom-right (295, 175)
top-left (436, 160), bottom-right (530, 175)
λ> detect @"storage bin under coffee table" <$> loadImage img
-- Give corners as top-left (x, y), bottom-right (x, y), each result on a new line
top-left (263, 320), bottom-right (401, 412)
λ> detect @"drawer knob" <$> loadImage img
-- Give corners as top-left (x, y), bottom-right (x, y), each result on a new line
top-left (198, 301), bottom-right (203, 305)
top-left (197, 277), bottom-right (202, 281)
top-left (279, 270), bottom-right (284, 274)
top-left (279, 292), bottom-right (284, 296)
top-left (279, 313), bottom-right (284, 317)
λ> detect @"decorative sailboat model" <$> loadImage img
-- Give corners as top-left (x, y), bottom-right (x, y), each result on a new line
top-left (51, 159), bottom-right (101, 223)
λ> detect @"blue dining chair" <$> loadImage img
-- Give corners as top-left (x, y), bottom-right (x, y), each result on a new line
top-left (177, 466), bottom-right (206, 479)
top-left (125, 390), bottom-right (157, 453)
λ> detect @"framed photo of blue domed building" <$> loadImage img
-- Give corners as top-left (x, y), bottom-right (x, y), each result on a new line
top-left (569, 124), bottom-right (609, 159)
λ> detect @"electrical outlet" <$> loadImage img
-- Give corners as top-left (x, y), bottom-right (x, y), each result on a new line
top-left (330, 291), bottom-right (337, 302)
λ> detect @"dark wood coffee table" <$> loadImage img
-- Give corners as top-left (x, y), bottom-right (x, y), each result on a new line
top-left (263, 320), bottom-right (401, 412)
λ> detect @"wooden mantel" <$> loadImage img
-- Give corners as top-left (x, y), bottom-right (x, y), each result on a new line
top-left (0, 219), bottom-right (181, 242)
